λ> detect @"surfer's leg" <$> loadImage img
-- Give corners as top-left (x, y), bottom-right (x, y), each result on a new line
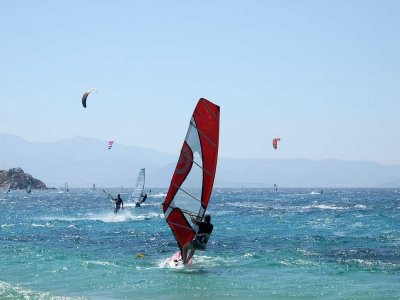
top-left (186, 248), bottom-right (196, 263)
top-left (182, 242), bottom-right (192, 264)
top-left (181, 244), bottom-right (189, 263)
top-left (180, 249), bottom-right (186, 263)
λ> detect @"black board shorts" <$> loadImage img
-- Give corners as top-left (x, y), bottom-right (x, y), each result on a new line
top-left (191, 239), bottom-right (206, 250)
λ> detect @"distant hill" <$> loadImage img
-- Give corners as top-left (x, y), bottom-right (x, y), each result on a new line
top-left (0, 134), bottom-right (175, 188)
top-left (1, 134), bottom-right (400, 188)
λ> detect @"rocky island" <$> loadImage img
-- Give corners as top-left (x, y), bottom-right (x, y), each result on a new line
top-left (0, 168), bottom-right (47, 190)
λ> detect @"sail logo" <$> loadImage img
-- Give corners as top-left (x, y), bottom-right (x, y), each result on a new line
top-left (175, 142), bottom-right (193, 175)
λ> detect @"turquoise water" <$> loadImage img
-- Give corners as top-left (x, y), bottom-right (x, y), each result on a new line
top-left (1, 188), bottom-right (400, 299)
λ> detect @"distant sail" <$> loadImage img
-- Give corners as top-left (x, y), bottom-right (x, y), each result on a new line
top-left (26, 180), bottom-right (32, 194)
top-left (65, 182), bottom-right (69, 192)
top-left (108, 140), bottom-right (114, 150)
top-left (93, 184), bottom-right (96, 191)
top-left (81, 88), bottom-right (96, 108)
top-left (163, 98), bottom-right (220, 251)
top-left (272, 138), bottom-right (281, 150)
top-left (132, 168), bottom-right (145, 202)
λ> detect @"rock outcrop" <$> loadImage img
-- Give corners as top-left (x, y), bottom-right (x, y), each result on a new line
top-left (0, 168), bottom-right (47, 190)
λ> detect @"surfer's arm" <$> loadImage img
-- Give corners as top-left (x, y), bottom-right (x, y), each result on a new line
top-left (190, 215), bottom-right (199, 225)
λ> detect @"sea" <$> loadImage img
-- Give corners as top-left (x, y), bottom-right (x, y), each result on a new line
top-left (1, 188), bottom-right (400, 299)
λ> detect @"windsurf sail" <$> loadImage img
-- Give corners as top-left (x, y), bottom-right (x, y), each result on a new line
top-left (272, 138), bottom-right (281, 149)
top-left (26, 180), bottom-right (31, 194)
top-left (132, 168), bottom-right (145, 202)
top-left (108, 140), bottom-right (114, 150)
top-left (65, 182), bottom-right (69, 192)
top-left (163, 98), bottom-right (220, 252)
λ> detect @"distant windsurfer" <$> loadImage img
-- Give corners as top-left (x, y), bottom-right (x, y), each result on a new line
top-left (181, 214), bottom-right (213, 265)
top-left (112, 194), bottom-right (124, 214)
top-left (26, 181), bottom-right (32, 194)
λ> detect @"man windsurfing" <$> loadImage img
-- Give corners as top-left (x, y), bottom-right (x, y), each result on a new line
top-left (112, 194), bottom-right (124, 214)
top-left (181, 214), bottom-right (213, 265)
top-left (162, 98), bottom-right (220, 267)
top-left (139, 193), bottom-right (148, 204)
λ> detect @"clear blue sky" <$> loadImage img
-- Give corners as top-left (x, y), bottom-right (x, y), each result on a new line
top-left (1, 1), bottom-right (399, 164)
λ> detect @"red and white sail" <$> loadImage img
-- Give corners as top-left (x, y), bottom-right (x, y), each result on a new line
top-left (163, 98), bottom-right (220, 251)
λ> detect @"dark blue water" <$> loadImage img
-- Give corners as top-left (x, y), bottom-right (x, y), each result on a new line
top-left (1, 188), bottom-right (400, 299)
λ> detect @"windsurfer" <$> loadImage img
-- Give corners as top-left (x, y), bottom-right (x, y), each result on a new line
top-left (181, 214), bottom-right (213, 264)
top-left (139, 193), bottom-right (148, 204)
top-left (113, 194), bottom-right (124, 214)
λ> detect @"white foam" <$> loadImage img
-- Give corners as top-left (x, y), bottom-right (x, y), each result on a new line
top-left (1, 224), bottom-right (13, 228)
top-left (304, 204), bottom-right (347, 210)
top-left (39, 211), bottom-right (163, 223)
top-left (152, 192), bottom-right (167, 198)
top-left (243, 252), bottom-right (256, 258)
top-left (197, 254), bottom-right (237, 267)
top-left (339, 258), bottom-right (375, 267)
top-left (31, 223), bottom-right (51, 228)
top-left (82, 260), bottom-right (117, 268)
top-left (159, 259), bottom-right (185, 269)
top-left (354, 204), bottom-right (366, 209)
top-left (0, 280), bottom-right (84, 299)
top-left (123, 202), bottom-right (139, 207)
top-left (158, 252), bottom-right (194, 269)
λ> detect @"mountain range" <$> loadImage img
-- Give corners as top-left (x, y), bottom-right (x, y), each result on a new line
top-left (1, 134), bottom-right (400, 188)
